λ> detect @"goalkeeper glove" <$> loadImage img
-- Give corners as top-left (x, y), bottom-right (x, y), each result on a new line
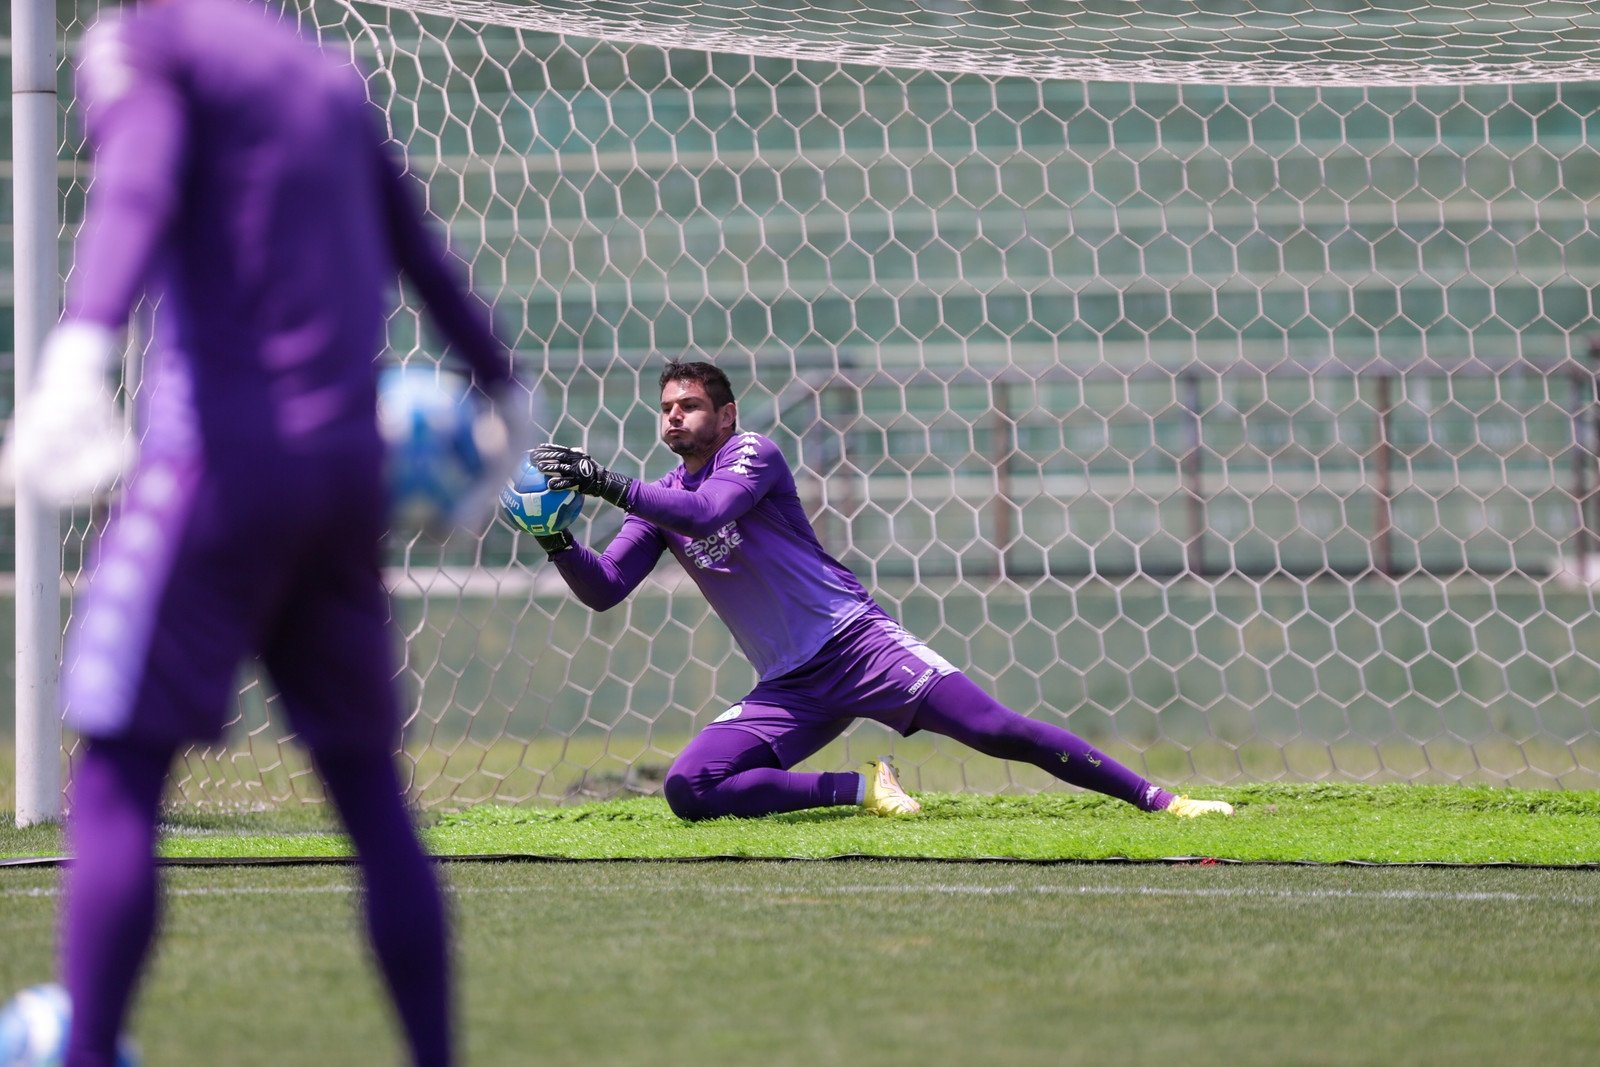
top-left (531, 443), bottom-right (634, 510)
top-left (3, 321), bottom-right (134, 506)
top-left (534, 530), bottom-right (575, 558)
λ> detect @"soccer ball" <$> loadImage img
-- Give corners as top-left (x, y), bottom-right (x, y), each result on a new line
top-left (0, 984), bottom-right (139, 1067)
top-left (377, 365), bottom-right (489, 537)
top-left (499, 456), bottom-right (584, 537)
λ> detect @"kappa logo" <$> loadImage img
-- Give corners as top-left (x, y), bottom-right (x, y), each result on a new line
top-left (725, 437), bottom-right (761, 478)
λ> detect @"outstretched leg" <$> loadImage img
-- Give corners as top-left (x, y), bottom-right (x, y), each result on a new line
top-left (663, 726), bottom-right (861, 821)
top-left (63, 736), bottom-right (173, 1067)
top-left (910, 672), bottom-right (1215, 813)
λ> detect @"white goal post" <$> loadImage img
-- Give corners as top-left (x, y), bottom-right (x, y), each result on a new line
top-left (13, 1), bottom-right (1600, 820)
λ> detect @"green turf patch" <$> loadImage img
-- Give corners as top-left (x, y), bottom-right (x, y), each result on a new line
top-left (425, 783), bottom-right (1600, 865)
top-left (4, 783), bottom-right (1598, 865)
top-left (5, 861), bottom-right (1599, 1066)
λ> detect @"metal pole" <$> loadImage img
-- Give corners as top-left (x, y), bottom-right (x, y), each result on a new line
top-left (1578, 336), bottom-right (1600, 576)
top-left (1181, 370), bottom-right (1206, 576)
top-left (13, 0), bottom-right (63, 825)
top-left (991, 377), bottom-right (1015, 579)
top-left (1373, 373), bottom-right (1395, 578)
top-left (1571, 360), bottom-right (1591, 576)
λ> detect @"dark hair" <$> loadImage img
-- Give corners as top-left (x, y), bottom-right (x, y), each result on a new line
top-left (659, 360), bottom-right (736, 412)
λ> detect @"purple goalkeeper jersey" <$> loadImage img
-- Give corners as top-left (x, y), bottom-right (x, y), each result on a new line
top-left (60, 0), bottom-right (518, 746)
top-left (67, 0), bottom-right (511, 460)
top-left (555, 432), bottom-right (879, 680)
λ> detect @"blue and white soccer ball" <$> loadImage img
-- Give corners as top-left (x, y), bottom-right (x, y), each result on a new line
top-left (499, 455), bottom-right (584, 537)
top-left (0, 983), bottom-right (139, 1067)
top-left (377, 365), bottom-right (489, 537)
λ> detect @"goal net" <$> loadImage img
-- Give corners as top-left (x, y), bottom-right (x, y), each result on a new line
top-left (37, 0), bottom-right (1600, 807)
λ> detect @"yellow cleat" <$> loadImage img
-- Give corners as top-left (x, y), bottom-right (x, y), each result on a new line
top-left (860, 758), bottom-right (921, 817)
top-left (1167, 795), bottom-right (1235, 818)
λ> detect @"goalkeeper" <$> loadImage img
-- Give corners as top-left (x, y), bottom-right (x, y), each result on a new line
top-left (3, 3), bottom-right (529, 1064)
top-left (534, 361), bottom-right (1233, 821)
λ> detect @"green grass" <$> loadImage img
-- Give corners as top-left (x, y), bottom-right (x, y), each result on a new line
top-left (2, 860), bottom-right (1598, 1066)
top-left (3, 785), bottom-right (1599, 1065)
top-left (4, 784), bottom-right (1599, 865)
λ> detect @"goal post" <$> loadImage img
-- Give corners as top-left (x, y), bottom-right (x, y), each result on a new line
top-left (10, 0), bottom-right (63, 827)
top-left (15, 1), bottom-right (1600, 815)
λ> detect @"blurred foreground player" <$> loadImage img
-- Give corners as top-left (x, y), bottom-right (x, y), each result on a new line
top-left (532, 362), bottom-right (1234, 822)
top-left (4, 3), bottom-right (528, 1064)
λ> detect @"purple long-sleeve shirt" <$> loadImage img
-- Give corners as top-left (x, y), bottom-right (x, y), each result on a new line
top-left (554, 432), bottom-right (879, 680)
top-left (68, 0), bottom-right (511, 458)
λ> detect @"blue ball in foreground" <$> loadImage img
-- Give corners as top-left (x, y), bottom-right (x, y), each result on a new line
top-left (377, 365), bottom-right (487, 536)
top-left (0, 983), bottom-right (140, 1066)
top-left (500, 458), bottom-right (584, 537)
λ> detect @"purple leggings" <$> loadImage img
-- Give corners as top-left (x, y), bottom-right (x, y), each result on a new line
top-left (62, 738), bottom-right (452, 1067)
top-left (663, 671), bottom-right (1169, 820)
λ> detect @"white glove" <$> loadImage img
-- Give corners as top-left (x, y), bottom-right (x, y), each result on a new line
top-left (449, 383), bottom-right (535, 536)
top-left (2, 322), bottom-right (134, 506)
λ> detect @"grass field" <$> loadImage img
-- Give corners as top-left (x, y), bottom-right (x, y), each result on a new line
top-left (3, 785), bottom-right (1599, 1065)
top-left (2, 859), bottom-right (1597, 1066)
top-left (5, 783), bottom-right (1600, 865)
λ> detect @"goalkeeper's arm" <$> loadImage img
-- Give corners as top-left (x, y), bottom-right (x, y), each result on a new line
top-left (372, 135), bottom-right (515, 395)
top-left (533, 444), bottom-right (759, 538)
top-left (7, 36), bottom-right (189, 505)
top-left (543, 518), bottom-right (667, 613)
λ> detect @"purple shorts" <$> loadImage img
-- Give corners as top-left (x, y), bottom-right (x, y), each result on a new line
top-left (703, 610), bottom-right (961, 768)
top-left (62, 439), bottom-right (400, 755)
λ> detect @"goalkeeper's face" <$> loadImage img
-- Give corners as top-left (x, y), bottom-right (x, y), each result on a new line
top-left (660, 381), bottom-right (736, 465)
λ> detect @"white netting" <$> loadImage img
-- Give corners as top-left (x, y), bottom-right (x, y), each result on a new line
top-left (35, 2), bottom-right (1600, 809)
top-left (358, 0), bottom-right (1600, 86)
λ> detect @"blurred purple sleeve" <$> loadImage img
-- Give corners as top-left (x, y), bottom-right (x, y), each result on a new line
top-left (552, 515), bottom-right (669, 611)
top-left (65, 33), bottom-right (188, 327)
top-left (374, 140), bottom-right (515, 391)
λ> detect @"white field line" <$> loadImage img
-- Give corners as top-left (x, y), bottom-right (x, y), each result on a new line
top-left (3, 882), bottom-right (1597, 906)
